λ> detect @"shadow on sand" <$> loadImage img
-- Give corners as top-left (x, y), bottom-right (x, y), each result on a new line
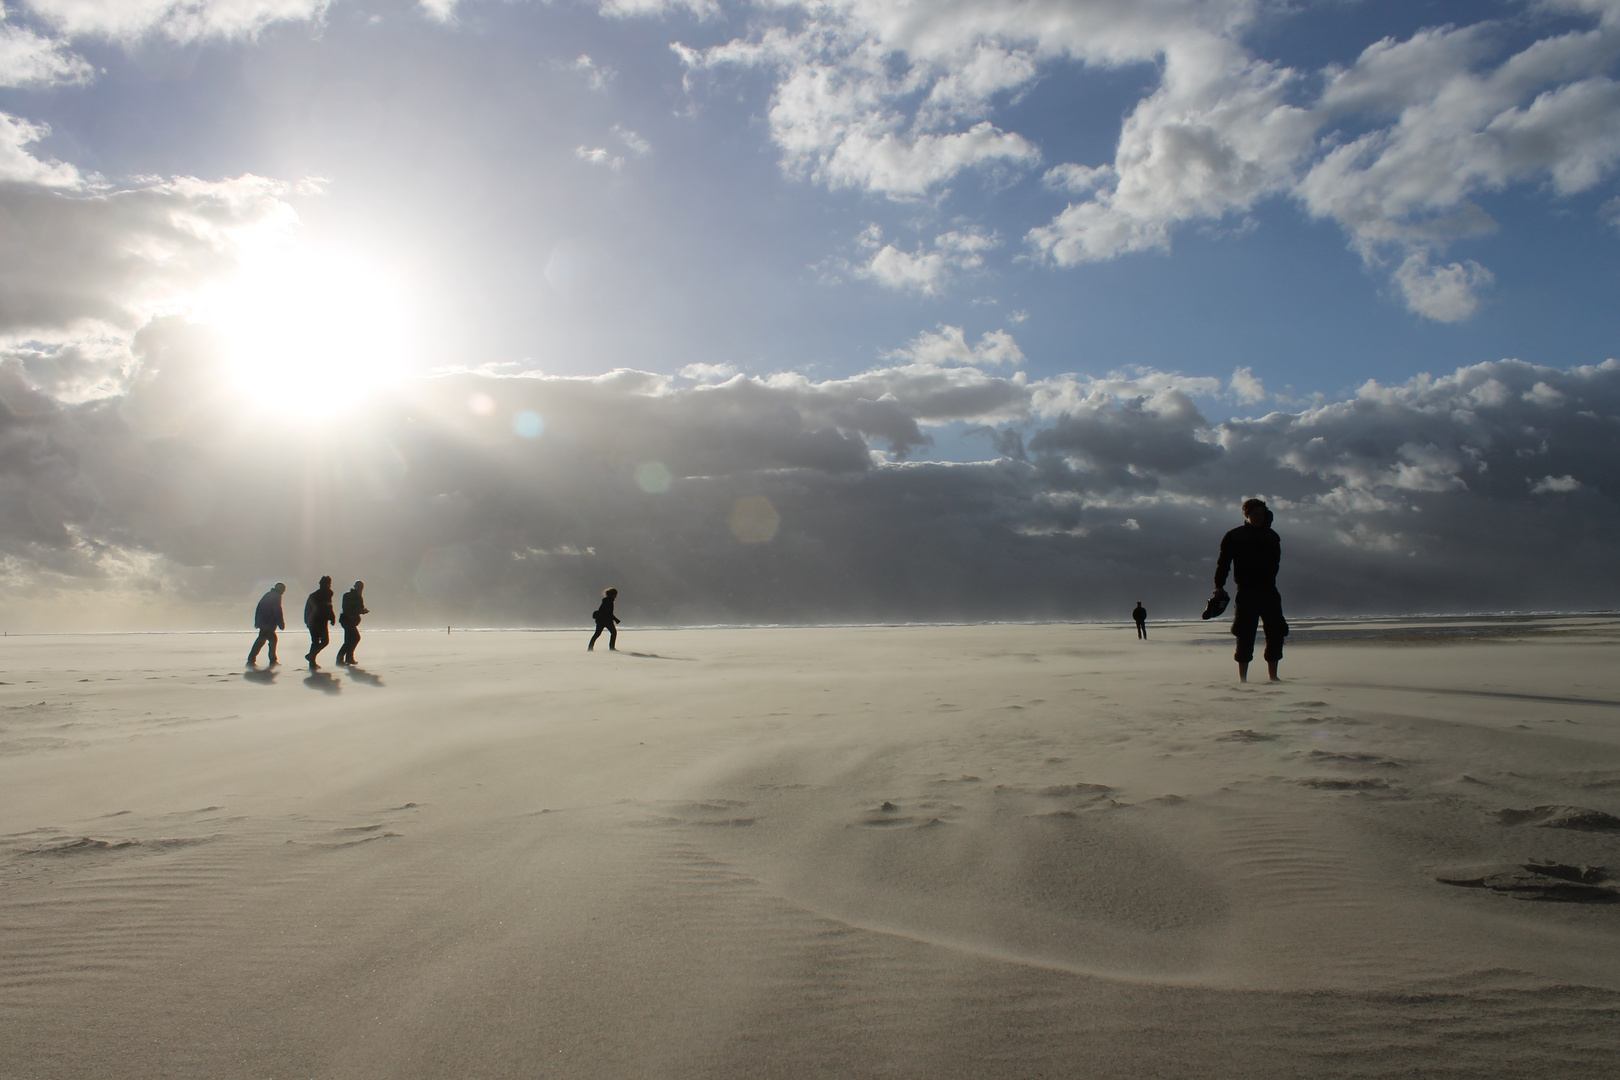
top-left (341, 665), bottom-right (385, 686)
top-left (620, 651), bottom-right (696, 662)
top-left (304, 671), bottom-right (341, 695)
top-left (242, 667), bottom-right (278, 685)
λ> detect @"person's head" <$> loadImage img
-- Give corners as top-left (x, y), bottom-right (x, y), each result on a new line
top-left (604, 587), bottom-right (617, 598)
top-left (1242, 498), bottom-right (1270, 526)
top-left (354, 581), bottom-right (364, 591)
top-left (273, 582), bottom-right (286, 593)
top-left (320, 575), bottom-right (331, 587)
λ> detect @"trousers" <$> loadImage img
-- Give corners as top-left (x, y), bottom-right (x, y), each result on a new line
top-left (1231, 588), bottom-right (1287, 664)
top-left (336, 618), bottom-right (361, 664)
top-left (248, 627), bottom-right (278, 664)
top-left (306, 622), bottom-right (330, 661)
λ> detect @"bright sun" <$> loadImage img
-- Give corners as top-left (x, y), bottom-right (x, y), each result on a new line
top-left (202, 247), bottom-right (414, 422)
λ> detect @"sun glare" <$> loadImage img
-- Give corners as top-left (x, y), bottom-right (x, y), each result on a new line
top-left (202, 247), bottom-right (413, 423)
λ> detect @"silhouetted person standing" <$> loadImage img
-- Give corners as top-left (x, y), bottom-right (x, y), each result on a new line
top-left (1214, 498), bottom-right (1287, 682)
top-left (1132, 602), bottom-right (1147, 640)
top-left (589, 588), bottom-right (620, 651)
top-left (248, 583), bottom-right (286, 667)
top-left (335, 581), bottom-right (369, 666)
top-left (304, 575), bottom-right (335, 668)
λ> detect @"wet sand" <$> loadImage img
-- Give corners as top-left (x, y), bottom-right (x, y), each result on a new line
top-left (2, 618), bottom-right (1619, 1078)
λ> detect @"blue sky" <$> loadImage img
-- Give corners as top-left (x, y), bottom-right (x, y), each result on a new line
top-left (7, 0), bottom-right (1616, 398)
top-left (2, 0), bottom-right (1619, 626)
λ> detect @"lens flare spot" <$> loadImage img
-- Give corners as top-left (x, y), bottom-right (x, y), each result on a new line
top-left (635, 461), bottom-right (672, 494)
top-left (469, 393), bottom-right (495, 416)
top-left (728, 496), bottom-right (780, 544)
top-left (512, 411), bottom-right (545, 438)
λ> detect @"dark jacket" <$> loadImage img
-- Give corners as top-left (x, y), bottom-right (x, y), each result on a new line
top-left (1215, 523), bottom-right (1281, 593)
top-left (339, 589), bottom-right (369, 626)
top-left (254, 590), bottom-right (285, 631)
top-left (304, 586), bottom-right (335, 627)
top-left (1132, 604), bottom-right (1146, 623)
top-left (593, 596), bottom-right (619, 626)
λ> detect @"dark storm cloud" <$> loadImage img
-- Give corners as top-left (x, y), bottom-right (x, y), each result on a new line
top-left (3, 318), bottom-right (1619, 627)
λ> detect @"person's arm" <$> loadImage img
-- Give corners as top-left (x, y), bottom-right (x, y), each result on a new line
top-left (1214, 532), bottom-right (1233, 589)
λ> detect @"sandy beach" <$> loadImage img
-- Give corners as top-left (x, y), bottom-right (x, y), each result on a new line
top-left (3, 619), bottom-right (1619, 1078)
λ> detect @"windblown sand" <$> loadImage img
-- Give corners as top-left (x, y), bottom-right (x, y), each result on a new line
top-left (3, 619), bottom-right (1619, 1078)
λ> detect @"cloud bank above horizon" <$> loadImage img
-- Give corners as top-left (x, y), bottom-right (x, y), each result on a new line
top-left (5, 318), bottom-right (1618, 628)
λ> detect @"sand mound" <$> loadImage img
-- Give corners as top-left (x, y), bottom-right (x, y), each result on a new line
top-left (1497, 805), bottom-right (1620, 830)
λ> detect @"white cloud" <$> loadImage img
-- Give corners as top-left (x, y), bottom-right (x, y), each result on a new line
top-left (418, 0), bottom-right (457, 21)
top-left (574, 127), bottom-right (650, 171)
top-left (597, 0), bottom-right (718, 19)
top-left (1390, 251), bottom-right (1494, 322)
top-left (1603, 194), bottom-right (1620, 228)
top-left (664, 1), bottom-right (1620, 321)
top-left (1030, 37), bottom-right (1315, 264)
top-left (1042, 162), bottom-right (1116, 195)
top-left (21, 0), bottom-right (331, 42)
top-left (1524, 381), bottom-right (1567, 406)
top-left (1530, 474), bottom-right (1582, 494)
top-left (843, 224), bottom-right (998, 294)
top-left (575, 145), bottom-right (624, 170)
top-left (1229, 365), bottom-right (1265, 403)
top-left (0, 110), bottom-right (81, 186)
top-left (613, 124), bottom-right (651, 156)
top-left (679, 361), bottom-right (736, 382)
top-left (569, 53), bottom-right (615, 91)
top-left (0, 15), bottom-right (92, 86)
top-left (676, 6), bottom-right (1057, 198)
top-left (889, 324), bottom-right (1024, 369)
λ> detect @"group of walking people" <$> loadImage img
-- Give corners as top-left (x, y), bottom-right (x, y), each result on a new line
top-left (248, 577), bottom-right (369, 669)
top-left (247, 501), bottom-right (1287, 682)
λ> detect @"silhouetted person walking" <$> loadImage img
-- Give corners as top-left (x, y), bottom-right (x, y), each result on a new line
top-left (335, 581), bottom-right (368, 666)
top-left (248, 583), bottom-right (286, 667)
top-left (1132, 602), bottom-right (1147, 640)
top-left (1214, 498), bottom-right (1287, 682)
top-left (589, 588), bottom-right (620, 651)
top-left (304, 575), bottom-right (335, 668)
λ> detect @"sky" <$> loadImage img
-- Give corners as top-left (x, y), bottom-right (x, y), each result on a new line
top-left (1, 0), bottom-right (1618, 629)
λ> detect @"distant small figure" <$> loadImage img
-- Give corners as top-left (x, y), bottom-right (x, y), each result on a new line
top-left (334, 581), bottom-right (369, 666)
top-left (304, 575), bottom-right (336, 669)
top-left (589, 588), bottom-right (620, 651)
top-left (1132, 602), bottom-right (1147, 640)
top-left (1214, 498), bottom-right (1287, 682)
top-left (248, 583), bottom-right (287, 667)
